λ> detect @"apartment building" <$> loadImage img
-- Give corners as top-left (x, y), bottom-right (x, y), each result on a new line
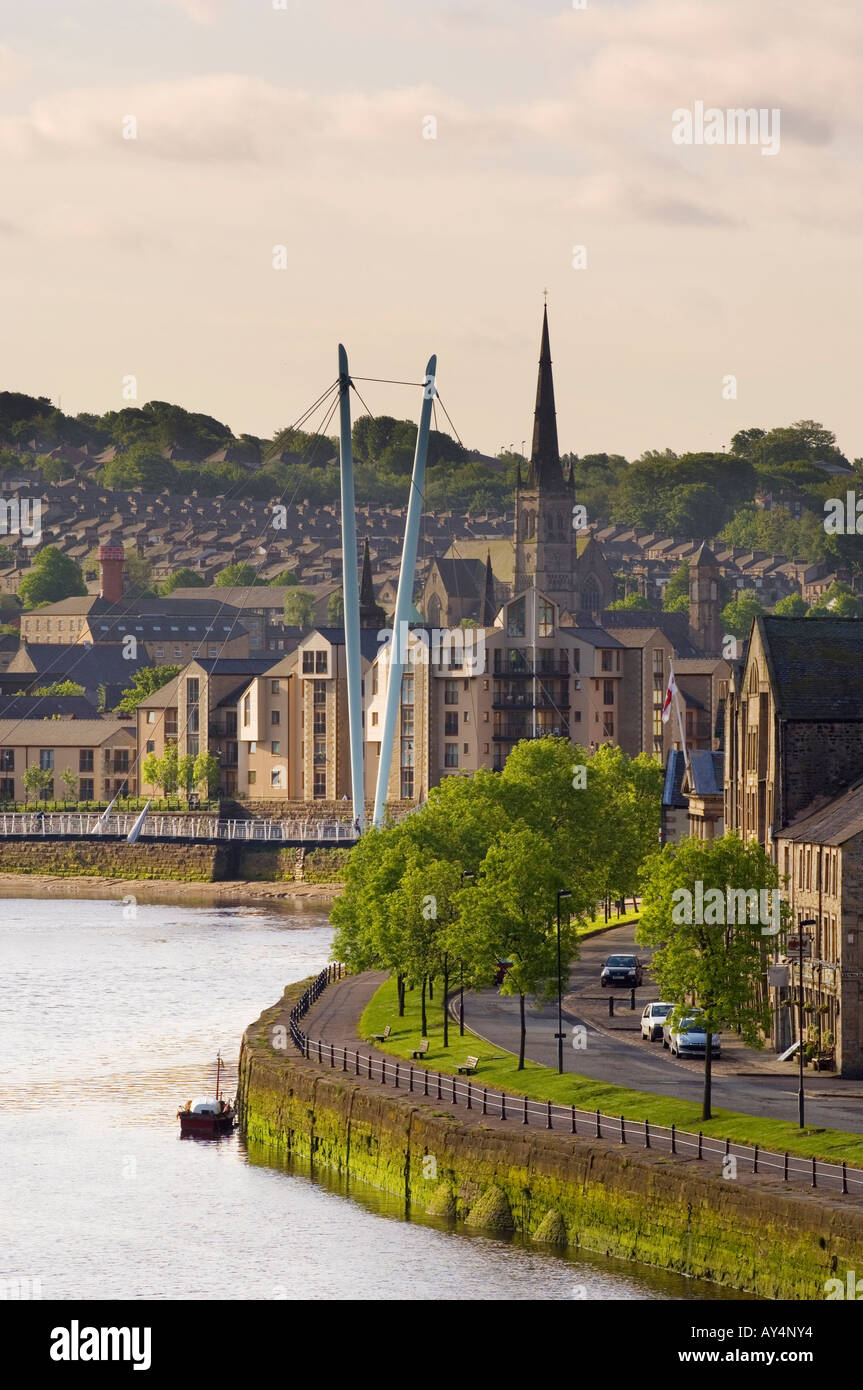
top-left (0, 718), bottom-right (137, 802)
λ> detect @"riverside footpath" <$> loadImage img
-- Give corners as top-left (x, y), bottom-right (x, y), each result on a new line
top-left (238, 969), bottom-right (863, 1298)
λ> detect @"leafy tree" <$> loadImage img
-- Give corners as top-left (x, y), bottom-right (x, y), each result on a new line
top-left (116, 665), bottom-right (181, 714)
top-left (807, 581), bottom-right (863, 619)
top-left (18, 548), bottom-right (86, 607)
top-left (327, 591), bottom-right (344, 624)
top-left (461, 827), bottom-right (576, 1069)
top-left (284, 590), bottom-right (316, 629)
top-left (720, 591), bottom-right (766, 640)
top-left (216, 562), bottom-right (259, 588)
top-left (141, 751), bottom-right (163, 794)
top-left (388, 854), bottom-right (462, 1042)
top-left (22, 764), bottom-right (51, 802)
top-left (60, 767), bottom-right (78, 800)
top-left (662, 563), bottom-right (690, 613)
top-left (606, 593), bottom-right (651, 611)
top-left (159, 567), bottom-right (206, 594)
top-left (177, 753), bottom-right (196, 798)
top-left (773, 593), bottom-right (809, 617)
top-left (637, 834), bottom-right (785, 1119)
top-left (192, 749), bottom-right (220, 797)
top-left (161, 741), bottom-right (179, 795)
top-left (31, 680), bottom-right (85, 697)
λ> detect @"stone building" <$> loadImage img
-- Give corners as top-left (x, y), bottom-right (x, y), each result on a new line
top-left (0, 717), bottom-right (137, 802)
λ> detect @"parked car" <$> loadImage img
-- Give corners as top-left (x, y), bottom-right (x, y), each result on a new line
top-left (600, 954), bottom-right (643, 988)
top-left (662, 1014), bottom-right (721, 1058)
top-left (641, 1002), bottom-right (673, 1041)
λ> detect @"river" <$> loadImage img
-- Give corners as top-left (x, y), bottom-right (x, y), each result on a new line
top-left (0, 892), bottom-right (743, 1301)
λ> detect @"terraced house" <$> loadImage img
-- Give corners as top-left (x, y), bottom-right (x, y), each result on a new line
top-left (0, 719), bottom-right (137, 803)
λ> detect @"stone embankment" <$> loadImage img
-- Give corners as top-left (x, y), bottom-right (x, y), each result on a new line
top-left (237, 977), bottom-right (863, 1300)
top-left (0, 838), bottom-right (349, 884)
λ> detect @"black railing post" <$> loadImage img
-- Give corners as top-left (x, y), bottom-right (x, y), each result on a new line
top-left (645, 1118), bottom-right (650, 1149)
top-left (571, 1105), bottom-right (576, 1135)
top-left (423, 1069), bottom-right (429, 1097)
top-left (671, 1122), bottom-right (676, 1155)
top-left (697, 1130), bottom-right (703, 1160)
top-left (620, 1114), bottom-right (625, 1144)
top-left (547, 1101), bottom-right (553, 1131)
top-left (608, 995), bottom-right (614, 1018)
top-left (482, 1087), bottom-right (488, 1116)
top-left (467, 1081), bottom-right (472, 1110)
top-left (437, 1072), bottom-right (442, 1100)
top-left (843, 1161), bottom-right (848, 1195)
top-left (753, 1143), bottom-right (758, 1174)
top-left (394, 1063), bottom-right (399, 1088)
top-left (784, 1151), bottom-right (789, 1181)
top-left (523, 1096), bottom-right (528, 1125)
top-left (317, 1039), bottom-right (322, 1064)
top-left (812, 1156), bottom-right (817, 1189)
top-left (501, 1092), bottom-right (507, 1121)
top-left (595, 1108), bottom-right (601, 1138)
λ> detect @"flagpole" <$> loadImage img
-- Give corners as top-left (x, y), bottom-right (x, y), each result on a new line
top-left (671, 659), bottom-right (691, 773)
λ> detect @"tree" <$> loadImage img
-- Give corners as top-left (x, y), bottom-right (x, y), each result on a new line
top-left (161, 741), bottom-right (179, 795)
top-left (773, 593), bottom-right (809, 617)
top-left (807, 581), bottom-right (863, 619)
top-left (160, 567), bottom-right (205, 594)
top-left (327, 591), bottom-right (344, 624)
top-left (60, 767), bottom-right (78, 801)
top-left (31, 680), bottom-right (85, 697)
top-left (22, 764), bottom-right (51, 802)
top-left (662, 562), bottom-right (690, 613)
top-left (387, 855), bottom-right (462, 1042)
top-left (637, 834), bottom-right (785, 1119)
top-left (461, 827), bottom-right (576, 1069)
top-left (720, 591), bottom-right (765, 640)
top-left (141, 751), bottom-right (163, 794)
top-left (177, 753), bottom-right (196, 798)
top-left (606, 593), bottom-right (651, 611)
top-left (192, 749), bottom-right (220, 798)
top-left (116, 665), bottom-right (181, 714)
top-left (216, 562), bottom-right (259, 588)
top-left (284, 590), bottom-right (316, 629)
top-left (18, 548), bottom-right (86, 607)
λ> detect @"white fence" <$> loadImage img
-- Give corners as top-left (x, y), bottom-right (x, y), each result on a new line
top-left (0, 812), bottom-right (358, 843)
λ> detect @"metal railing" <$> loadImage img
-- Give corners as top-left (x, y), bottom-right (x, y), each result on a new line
top-left (0, 812), bottom-right (358, 842)
top-left (290, 969), bottom-right (863, 1199)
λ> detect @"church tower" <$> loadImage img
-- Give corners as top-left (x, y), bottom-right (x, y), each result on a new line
top-left (513, 305), bottom-right (575, 604)
top-left (688, 542), bottom-right (723, 656)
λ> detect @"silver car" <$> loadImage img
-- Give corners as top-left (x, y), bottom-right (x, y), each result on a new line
top-left (662, 1014), bottom-right (721, 1058)
top-left (641, 1001), bottom-right (672, 1041)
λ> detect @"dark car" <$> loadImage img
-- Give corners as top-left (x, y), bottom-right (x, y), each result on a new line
top-left (600, 953), bottom-right (643, 988)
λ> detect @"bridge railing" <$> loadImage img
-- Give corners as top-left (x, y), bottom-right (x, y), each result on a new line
top-left (0, 812), bottom-right (358, 843)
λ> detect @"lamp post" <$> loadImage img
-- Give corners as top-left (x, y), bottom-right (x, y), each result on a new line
top-left (797, 918), bottom-right (816, 1129)
top-left (556, 888), bottom-right (573, 1074)
top-left (460, 870), bottom-right (476, 1035)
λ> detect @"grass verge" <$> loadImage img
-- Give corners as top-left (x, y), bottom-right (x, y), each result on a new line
top-left (359, 975), bottom-right (863, 1167)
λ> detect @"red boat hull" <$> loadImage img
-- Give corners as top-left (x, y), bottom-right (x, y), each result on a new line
top-left (178, 1111), bottom-right (235, 1138)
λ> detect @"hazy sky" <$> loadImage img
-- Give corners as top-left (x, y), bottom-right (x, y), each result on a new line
top-left (1, 0), bottom-right (861, 461)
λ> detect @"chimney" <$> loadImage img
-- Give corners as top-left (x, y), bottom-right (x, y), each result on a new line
top-left (99, 538), bottom-right (125, 602)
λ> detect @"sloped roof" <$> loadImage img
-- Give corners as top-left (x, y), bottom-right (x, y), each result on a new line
top-left (757, 615), bottom-right (863, 720)
top-left (431, 557), bottom-right (487, 598)
top-left (0, 718), bottom-right (135, 745)
top-left (780, 779), bottom-right (863, 846)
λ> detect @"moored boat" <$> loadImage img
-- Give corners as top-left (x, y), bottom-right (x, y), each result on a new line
top-left (177, 1052), bottom-right (236, 1137)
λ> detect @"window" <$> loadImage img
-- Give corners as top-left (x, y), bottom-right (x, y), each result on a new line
top-left (41, 780), bottom-right (54, 801)
top-left (372, 667), bottom-right (379, 695)
top-left (463, 742), bottom-right (469, 754)
top-left (445, 712), bottom-right (458, 736)
top-left (271, 680), bottom-right (280, 694)
top-left (243, 694), bottom-right (251, 727)
top-left (272, 740), bottom-right (281, 755)
top-left (314, 740), bottom-right (327, 765)
top-left (314, 769), bottom-right (327, 798)
top-left (186, 678), bottom-right (199, 705)
top-left (146, 740), bottom-right (155, 754)
top-left (173, 646), bottom-right (182, 660)
top-left (507, 597), bottom-right (525, 637)
top-left (444, 744), bottom-right (459, 768)
top-left (444, 679), bottom-right (458, 706)
top-left (271, 768), bottom-right (282, 788)
top-left (538, 598), bottom-right (554, 639)
top-left (248, 770), bottom-right (257, 785)
top-left (79, 749), bottom-right (94, 772)
top-left (146, 711), bottom-right (156, 724)
top-left (208, 646), bottom-right (218, 658)
top-left (313, 680), bottom-right (326, 706)
top-left (371, 711), bottom-right (378, 727)
top-left (313, 711), bottom-right (326, 736)
top-left (315, 650), bottom-right (328, 673)
top-left (401, 674), bottom-right (414, 705)
top-left (303, 651), bottom-right (315, 673)
top-left (401, 769), bottom-right (414, 799)
top-left (79, 778), bottom-right (94, 800)
top-left (271, 709), bottom-right (280, 725)
top-left (603, 680), bottom-right (615, 706)
top-left (601, 649), bottom-right (613, 672)
top-left (39, 749), bottom-right (54, 771)
top-left (187, 737), bottom-right (199, 758)
top-left (652, 648), bottom-right (664, 679)
top-left (0, 749), bottom-right (13, 771)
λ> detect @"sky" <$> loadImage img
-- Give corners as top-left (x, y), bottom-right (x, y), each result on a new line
top-left (1, 0), bottom-right (861, 461)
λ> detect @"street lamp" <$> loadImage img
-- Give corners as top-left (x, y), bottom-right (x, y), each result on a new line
top-left (556, 889), bottom-right (573, 1074)
top-left (460, 870), bottom-right (476, 1035)
top-left (796, 919), bottom-right (816, 1129)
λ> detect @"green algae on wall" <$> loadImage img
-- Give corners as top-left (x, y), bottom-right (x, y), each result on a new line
top-left (238, 982), bottom-right (863, 1300)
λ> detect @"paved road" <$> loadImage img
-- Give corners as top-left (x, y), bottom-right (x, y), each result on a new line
top-left (463, 923), bottom-right (863, 1135)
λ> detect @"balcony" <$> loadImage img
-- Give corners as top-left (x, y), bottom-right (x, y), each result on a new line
top-left (493, 724), bottom-right (570, 742)
top-left (492, 693), bottom-right (570, 711)
top-left (492, 660), bottom-right (570, 678)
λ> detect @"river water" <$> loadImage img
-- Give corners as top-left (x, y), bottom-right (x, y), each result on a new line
top-left (0, 893), bottom-right (742, 1301)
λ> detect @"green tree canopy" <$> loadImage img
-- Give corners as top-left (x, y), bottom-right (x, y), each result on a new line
top-left (116, 665), bottom-right (181, 714)
top-left (283, 590), bottom-right (316, 628)
top-left (18, 548), bottom-right (86, 607)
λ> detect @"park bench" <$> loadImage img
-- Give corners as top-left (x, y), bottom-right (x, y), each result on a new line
top-left (368, 1024), bottom-right (391, 1044)
top-left (456, 1055), bottom-right (479, 1074)
top-left (411, 1039), bottom-right (429, 1059)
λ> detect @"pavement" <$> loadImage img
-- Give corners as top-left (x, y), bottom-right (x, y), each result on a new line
top-left (460, 921), bottom-right (863, 1134)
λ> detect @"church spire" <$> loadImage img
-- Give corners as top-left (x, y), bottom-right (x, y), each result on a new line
top-left (359, 538), bottom-right (385, 628)
top-left (527, 303), bottom-right (564, 490)
top-left (481, 550), bottom-right (496, 626)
